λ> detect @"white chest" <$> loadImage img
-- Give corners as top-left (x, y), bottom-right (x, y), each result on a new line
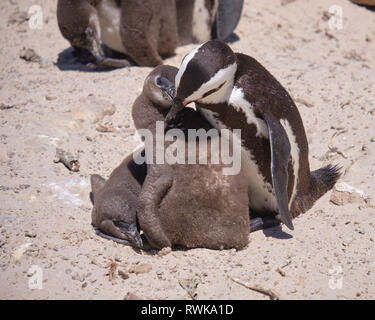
top-left (197, 107), bottom-right (278, 212)
top-left (96, 0), bottom-right (126, 54)
top-left (191, 0), bottom-right (218, 43)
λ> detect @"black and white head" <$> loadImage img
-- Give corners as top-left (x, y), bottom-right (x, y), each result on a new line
top-left (143, 65), bottom-right (177, 109)
top-left (174, 40), bottom-right (237, 107)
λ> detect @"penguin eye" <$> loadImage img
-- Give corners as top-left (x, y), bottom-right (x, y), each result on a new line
top-left (155, 76), bottom-right (163, 87)
top-left (202, 81), bottom-right (226, 98)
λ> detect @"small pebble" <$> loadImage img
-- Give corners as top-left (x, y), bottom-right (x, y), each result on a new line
top-left (25, 231), bottom-right (36, 238)
top-left (128, 263), bottom-right (152, 275)
top-left (118, 270), bottom-right (129, 280)
top-left (158, 247), bottom-right (172, 257)
top-left (358, 229), bottom-right (365, 235)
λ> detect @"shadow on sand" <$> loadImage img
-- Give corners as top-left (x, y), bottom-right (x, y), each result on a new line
top-left (55, 33), bottom-right (240, 72)
top-left (262, 224), bottom-right (293, 240)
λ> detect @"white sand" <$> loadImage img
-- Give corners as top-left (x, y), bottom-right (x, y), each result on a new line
top-left (0, 0), bottom-right (374, 299)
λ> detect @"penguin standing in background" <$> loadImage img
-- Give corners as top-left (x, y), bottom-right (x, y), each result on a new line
top-left (169, 40), bottom-right (341, 231)
top-left (57, 0), bottom-right (179, 68)
top-left (57, 0), bottom-right (243, 68)
top-left (89, 65), bottom-right (177, 248)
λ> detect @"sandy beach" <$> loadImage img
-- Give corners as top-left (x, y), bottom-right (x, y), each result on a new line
top-left (0, 0), bottom-right (374, 299)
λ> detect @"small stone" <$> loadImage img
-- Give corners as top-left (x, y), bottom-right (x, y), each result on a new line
top-left (12, 243), bottom-right (32, 260)
top-left (118, 270), bottom-right (129, 280)
top-left (45, 96), bottom-right (57, 101)
top-left (20, 48), bottom-right (40, 62)
top-left (179, 279), bottom-right (199, 300)
top-left (124, 292), bottom-right (144, 300)
top-left (82, 282), bottom-right (87, 289)
top-left (342, 237), bottom-right (353, 247)
top-left (70, 97), bottom-right (116, 124)
top-left (0, 104), bottom-right (14, 110)
top-left (128, 263), bottom-right (152, 275)
top-left (25, 231), bottom-right (36, 238)
top-left (330, 183), bottom-right (368, 206)
top-left (276, 267), bottom-right (286, 277)
top-left (158, 247), bottom-right (172, 256)
top-left (96, 125), bottom-right (116, 133)
top-left (7, 151), bottom-right (15, 158)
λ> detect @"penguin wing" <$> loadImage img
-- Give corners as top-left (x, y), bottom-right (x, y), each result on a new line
top-left (90, 174), bottom-right (106, 204)
top-left (215, 0), bottom-right (244, 40)
top-left (263, 113), bottom-right (294, 231)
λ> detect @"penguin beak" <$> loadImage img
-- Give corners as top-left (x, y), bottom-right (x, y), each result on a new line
top-left (166, 98), bottom-right (185, 123)
top-left (164, 86), bottom-right (176, 101)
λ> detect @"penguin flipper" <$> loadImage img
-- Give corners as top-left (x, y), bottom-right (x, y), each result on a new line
top-left (90, 174), bottom-right (106, 204)
top-left (214, 0), bottom-right (244, 41)
top-left (263, 113), bottom-right (294, 231)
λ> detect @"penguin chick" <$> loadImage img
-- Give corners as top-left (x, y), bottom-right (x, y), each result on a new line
top-left (57, 0), bottom-right (179, 68)
top-left (57, 0), bottom-right (244, 68)
top-left (90, 65), bottom-right (176, 248)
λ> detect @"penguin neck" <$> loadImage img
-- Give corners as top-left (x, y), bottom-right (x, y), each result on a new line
top-left (133, 95), bottom-right (168, 131)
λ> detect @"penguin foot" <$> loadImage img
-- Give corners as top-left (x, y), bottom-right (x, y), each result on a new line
top-left (82, 30), bottom-right (131, 69)
top-left (250, 217), bottom-right (281, 233)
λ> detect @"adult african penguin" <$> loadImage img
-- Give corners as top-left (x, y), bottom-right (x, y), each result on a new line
top-left (169, 40), bottom-right (341, 230)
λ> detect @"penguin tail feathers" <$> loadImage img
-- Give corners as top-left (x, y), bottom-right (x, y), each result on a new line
top-left (311, 164), bottom-right (342, 197)
top-left (291, 164), bottom-right (341, 218)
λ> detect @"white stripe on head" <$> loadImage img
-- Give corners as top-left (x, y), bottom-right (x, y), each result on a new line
top-left (186, 63), bottom-right (237, 104)
top-left (229, 87), bottom-right (269, 139)
top-left (280, 119), bottom-right (300, 208)
top-left (175, 43), bottom-right (204, 91)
